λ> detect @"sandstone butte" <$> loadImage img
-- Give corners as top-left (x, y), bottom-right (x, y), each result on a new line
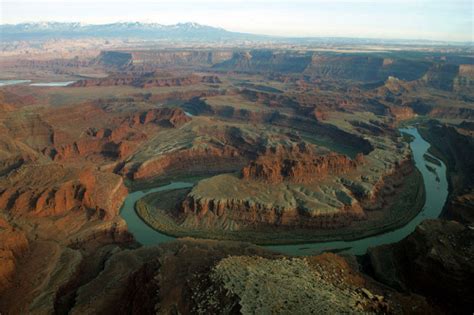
top-left (131, 145), bottom-right (245, 180)
top-left (241, 142), bottom-right (363, 184)
top-left (173, 141), bottom-right (415, 233)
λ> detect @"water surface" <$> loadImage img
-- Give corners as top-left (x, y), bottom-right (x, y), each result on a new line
top-left (120, 182), bottom-right (193, 245)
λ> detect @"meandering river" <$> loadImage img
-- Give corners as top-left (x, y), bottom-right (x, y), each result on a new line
top-left (120, 127), bottom-right (448, 255)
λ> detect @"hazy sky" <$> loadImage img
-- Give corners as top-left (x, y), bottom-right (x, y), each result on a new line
top-left (1, 0), bottom-right (472, 41)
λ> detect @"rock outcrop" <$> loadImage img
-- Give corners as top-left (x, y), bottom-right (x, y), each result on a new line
top-left (71, 74), bottom-right (222, 88)
top-left (345, 157), bottom-right (416, 211)
top-left (130, 145), bottom-right (246, 180)
top-left (214, 50), bottom-right (312, 73)
top-left (387, 105), bottom-right (416, 121)
top-left (0, 216), bottom-right (29, 294)
top-left (214, 51), bottom-right (433, 82)
top-left (177, 173), bottom-right (366, 232)
top-left (208, 255), bottom-right (390, 314)
top-left (241, 143), bottom-right (360, 184)
top-left (183, 97), bottom-right (374, 155)
top-left (59, 239), bottom-right (431, 314)
top-left (368, 220), bottom-right (474, 313)
top-left (65, 239), bottom-right (274, 314)
top-left (147, 140), bottom-right (416, 239)
top-left (0, 165), bottom-right (127, 220)
top-left (94, 50), bottom-right (233, 70)
top-left (49, 107), bottom-right (190, 161)
top-left (127, 107), bottom-right (191, 128)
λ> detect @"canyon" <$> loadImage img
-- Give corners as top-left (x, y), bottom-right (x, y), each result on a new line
top-left (0, 38), bottom-right (472, 314)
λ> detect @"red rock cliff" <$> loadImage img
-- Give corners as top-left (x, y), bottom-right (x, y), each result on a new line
top-left (50, 108), bottom-right (190, 161)
top-left (130, 145), bottom-right (247, 180)
top-left (0, 165), bottom-right (127, 220)
top-left (242, 143), bottom-right (359, 184)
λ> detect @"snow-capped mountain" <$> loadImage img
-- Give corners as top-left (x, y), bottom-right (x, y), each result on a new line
top-left (0, 21), bottom-right (250, 41)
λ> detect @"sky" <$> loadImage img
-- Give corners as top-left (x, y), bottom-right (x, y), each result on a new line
top-left (1, 0), bottom-right (472, 41)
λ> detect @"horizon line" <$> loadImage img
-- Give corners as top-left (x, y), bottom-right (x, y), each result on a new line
top-left (1, 20), bottom-right (472, 45)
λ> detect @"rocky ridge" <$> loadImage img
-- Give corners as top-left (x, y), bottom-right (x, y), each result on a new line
top-left (71, 74), bottom-right (221, 88)
top-left (0, 165), bottom-right (127, 219)
top-left (368, 220), bottom-right (474, 313)
top-left (241, 143), bottom-right (362, 184)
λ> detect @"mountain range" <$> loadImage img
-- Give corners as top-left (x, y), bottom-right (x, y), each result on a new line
top-left (0, 21), bottom-right (258, 41)
top-left (0, 22), bottom-right (469, 45)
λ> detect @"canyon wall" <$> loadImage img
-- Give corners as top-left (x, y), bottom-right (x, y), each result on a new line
top-left (213, 51), bottom-right (434, 82)
top-left (130, 146), bottom-right (248, 180)
top-left (0, 166), bottom-right (127, 220)
top-left (71, 74), bottom-right (221, 88)
top-left (95, 50), bottom-right (233, 70)
top-left (241, 143), bottom-right (360, 184)
top-left (49, 107), bottom-right (190, 161)
top-left (172, 145), bottom-right (414, 233)
top-left (0, 216), bottom-right (29, 294)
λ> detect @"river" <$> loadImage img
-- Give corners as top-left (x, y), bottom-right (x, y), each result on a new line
top-left (119, 127), bottom-right (448, 255)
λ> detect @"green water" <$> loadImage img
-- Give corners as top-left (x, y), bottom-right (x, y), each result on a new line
top-left (120, 127), bottom-right (448, 255)
top-left (120, 182), bottom-right (193, 245)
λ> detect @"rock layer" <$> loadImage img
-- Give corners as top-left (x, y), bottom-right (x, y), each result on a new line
top-left (179, 173), bottom-right (366, 231)
top-left (49, 107), bottom-right (190, 161)
top-left (131, 146), bottom-right (246, 180)
top-left (0, 165), bottom-right (127, 219)
top-left (71, 74), bottom-right (221, 88)
top-left (242, 143), bottom-right (360, 184)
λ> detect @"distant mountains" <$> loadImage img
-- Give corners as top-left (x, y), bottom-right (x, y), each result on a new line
top-left (0, 22), bottom-right (469, 45)
top-left (0, 21), bottom-right (261, 41)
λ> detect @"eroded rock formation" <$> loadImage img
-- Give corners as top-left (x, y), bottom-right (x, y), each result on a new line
top-left (0, 216), bottom-right (29, 294)
top-left (48, 107), bottom-right (190, 161)
top-left (130, 145), bottom-right (246, 180)
top-left (55, 239), bottom-right (434, 314)
top-left (71, 74), bottom-right (222, 88)
top-left (241, 143), bottom-right (360, 184)
top-left (0, 165), bottom-right (127, 219)
top-left (127, 107), bottom-right (191, 128)
top-left (368, 220), bottom-right (474, 313)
